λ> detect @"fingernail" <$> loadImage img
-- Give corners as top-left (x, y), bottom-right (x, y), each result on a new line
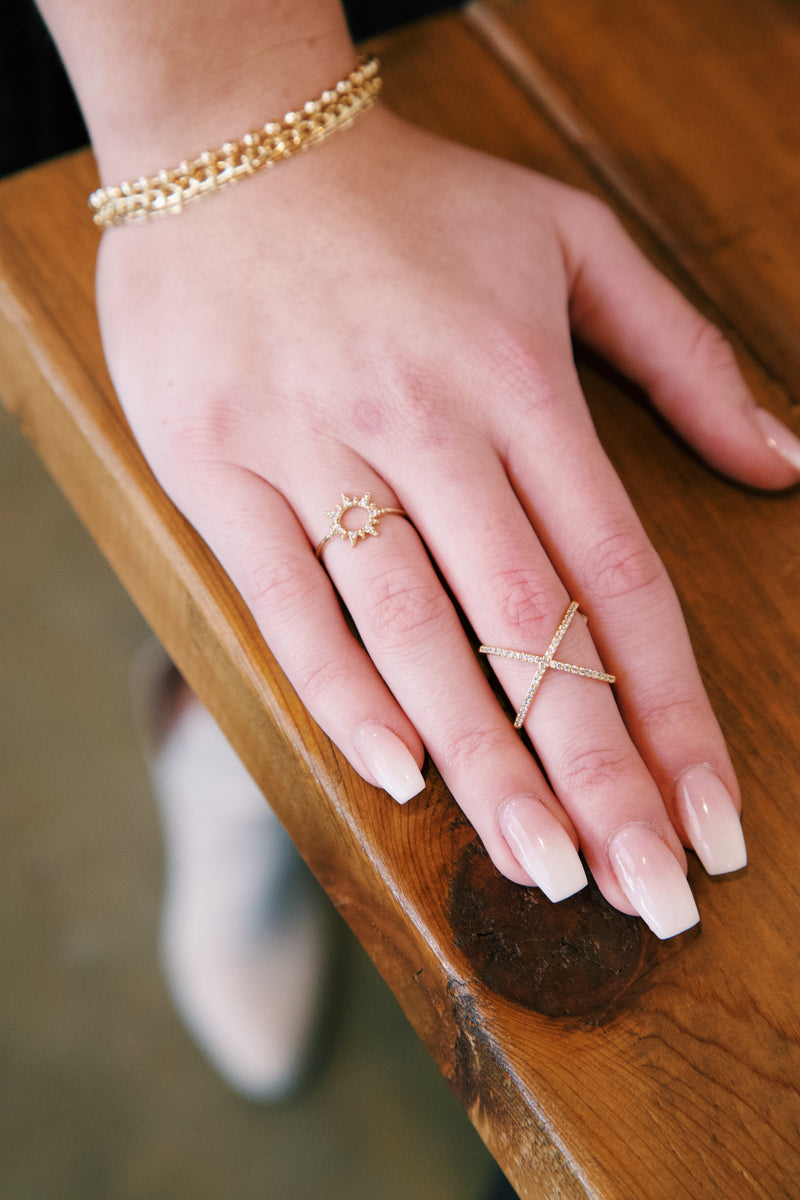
top-left (754, 408), bottom-right (800, 472)
top-left (354, 723), bottom-right (425, 805)
top-left (675, 765), bottom-right (747, 875)
top-left (608, 824), bottom-right (699, 939)
top-left (499, 796), bottom-right (588, 903)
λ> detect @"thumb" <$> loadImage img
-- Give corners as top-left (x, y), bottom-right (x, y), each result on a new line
top-left (557, 190), bottom-right (800, 489)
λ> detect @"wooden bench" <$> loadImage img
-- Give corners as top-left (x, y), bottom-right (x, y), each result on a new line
top-left (2, 2), bottom-right (798, 1195)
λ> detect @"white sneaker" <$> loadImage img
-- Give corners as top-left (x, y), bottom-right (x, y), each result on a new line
top-left (132, 643), bottom-right (332, 1100)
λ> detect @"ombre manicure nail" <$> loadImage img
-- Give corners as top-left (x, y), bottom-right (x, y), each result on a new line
top-left (675, 765), bottom-right (747, 875)
top-left (608, 824), bottom-right (699, 939)
top-left (499, 796), bottom-right (588, 903)
top-left (354, 722), bottom-right (425, 805)
top-left (754, 408), bottom-right (800, 472)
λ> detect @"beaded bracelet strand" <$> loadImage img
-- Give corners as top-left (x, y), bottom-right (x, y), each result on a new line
top-left (89, 55), bottom-right (381, 227)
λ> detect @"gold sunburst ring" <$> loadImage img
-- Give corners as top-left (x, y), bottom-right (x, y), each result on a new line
top-left (315, 492), bottom-right (408, 558)
top-left (480, 601), bottom-right (616, 729)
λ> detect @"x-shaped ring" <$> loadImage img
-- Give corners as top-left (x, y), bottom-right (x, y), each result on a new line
top-left (480, 601), bottom-right (616, 729)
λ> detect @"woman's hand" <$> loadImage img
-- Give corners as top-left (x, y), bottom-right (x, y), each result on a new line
top-left (96, 107), bottom-right (799, 938)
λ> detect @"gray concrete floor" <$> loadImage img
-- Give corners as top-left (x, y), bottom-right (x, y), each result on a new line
top-left (0, 401), bottom-right (496, 1200)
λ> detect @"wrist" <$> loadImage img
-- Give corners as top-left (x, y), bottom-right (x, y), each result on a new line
top-left (36, 0), bottom-right (355, 180)
top-left (95, 35), bottom-right (358, 183)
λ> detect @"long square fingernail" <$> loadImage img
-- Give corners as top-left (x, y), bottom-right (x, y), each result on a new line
top-left (355, 722), bottom-right (425, 805)
top-left (499, 797), bottom-right (588, 903)
top-left (675, 765), bottom-right (747, 875)
top-left (609, 824), bottom-right (699, 939)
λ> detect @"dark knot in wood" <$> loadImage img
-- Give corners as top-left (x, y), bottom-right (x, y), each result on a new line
top-left (448, 840), bottom-right (668, 1022)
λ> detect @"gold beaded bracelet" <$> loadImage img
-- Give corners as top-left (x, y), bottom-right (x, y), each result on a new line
top-left (89, 55), bottom-right (382, 227)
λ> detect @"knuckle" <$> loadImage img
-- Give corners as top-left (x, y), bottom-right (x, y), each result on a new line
top-left (559, 743), bottom-right (632, 794)
top-left (489, 328), bottom-right (576, 422)
top-left (145, 393), bottom-right (247, 487)
top-left (580, 191), bottom-right (621, 233)
top-left (170, 393), bottom-right (241, 462)
top-left (635, 684), bottom-right (708, 735)
top-left (490, 327), bottom-right (548, 394)
top-left (581, 524), bottom-right (667, 603)
top-left (484, 566), bottom-right (555, 634)
top-left (293, 651), bottom-right (350, 708)
top-left (370, 357), bottom-right (454, 450)
top-left (565, 189), bottom-right (625, 246)
top-left (684, 316), bottom-right (738, 378)
top-left (363, 564), bottom-right (448, 647)
top-left (440, 722), bottom-right (511, 774)
top-left (245, 551), bottom-right (312, 615)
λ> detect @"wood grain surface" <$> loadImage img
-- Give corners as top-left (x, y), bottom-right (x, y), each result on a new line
top-left (470, 0), bottom-right (800, 394)
top-left (1, 7), bottom-right (799, 1198)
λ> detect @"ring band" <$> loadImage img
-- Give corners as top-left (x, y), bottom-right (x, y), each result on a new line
top-left (480, 601), bottom-right (616, 729)
top-left (315, 492), bottom-right (408, 558)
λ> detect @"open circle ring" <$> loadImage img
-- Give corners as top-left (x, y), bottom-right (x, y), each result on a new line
top-left (315, 492), bottom-right (409, 559)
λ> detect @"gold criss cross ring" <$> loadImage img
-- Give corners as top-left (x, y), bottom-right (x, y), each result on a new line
top-left (480, 601), bottom-right (616, 729)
